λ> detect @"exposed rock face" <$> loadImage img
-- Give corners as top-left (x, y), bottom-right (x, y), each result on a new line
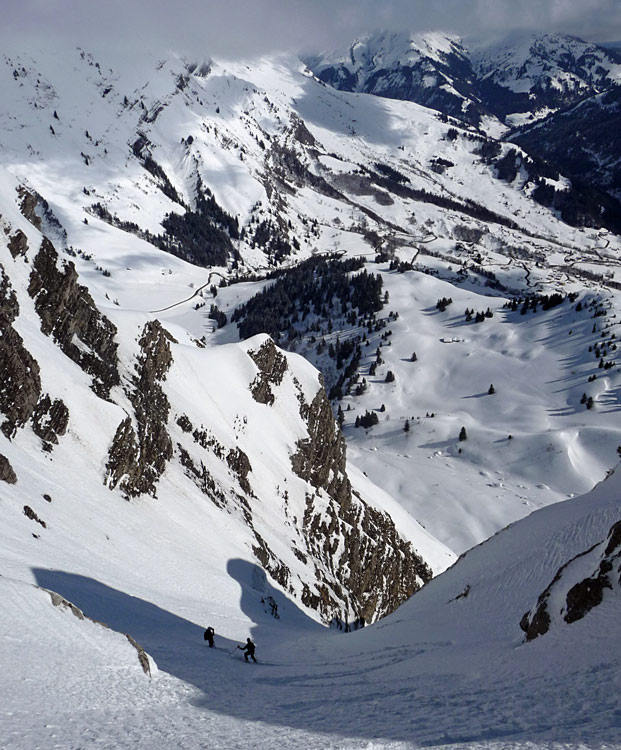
top-left (7, 229), bottom-right (28, 259)
top-left (520, 519), bottom-right (621, 641)
top-left (28, 237), bottom-right (119, 399)
top-left (17, 187), bottom-right (42, 230)
top-left (23, 505), bottom-right (46, 528)
top-left (0, 264), bottom-right (42, 438)
top-left (565, 520), bottom-right (621, 624)
top-left (249, 339), bottom-right (288, 405)
top-left (17, 186), bottom-right (67, 244)
top-left (292, 389), bottom-right (351, 506)
top-left (31, 395), bottom-right (69, 449)
top-left (227, 447), bottom-right (253, 496)
top-left (105, 320), bottom-right (175, 498)
top-left (292, 385), bottom-right (432, 622)
top-left (0, 454), bottom-right (17, 483)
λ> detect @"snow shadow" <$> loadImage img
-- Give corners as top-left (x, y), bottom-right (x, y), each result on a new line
top-left (226, 559), bottom-right (321, 640)
top-left (32, 568), bottom-right (224, 682)
top-left (30, 568), bottom-right (603, 745)
top-left (32, 564), bottom-right (320, 692)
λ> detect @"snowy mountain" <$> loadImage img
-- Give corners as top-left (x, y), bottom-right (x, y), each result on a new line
top-left (513, 84), bottom-right (621, 200)
top-left (1, 34), bottom-right (621, 747)
top-left (304, 31), bottom-right (488, 128)
top-left (307, 31), bottom-right (621, 132)
top-left (471, 32), bottom-right (621, 126)
top-left (2, 173), bottom-right (452, 631)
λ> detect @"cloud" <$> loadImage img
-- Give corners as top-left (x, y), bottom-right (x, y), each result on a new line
top-left (3, 0), bottom-right (621, 62)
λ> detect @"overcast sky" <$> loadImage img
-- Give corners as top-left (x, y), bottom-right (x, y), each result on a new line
top-left (4, 0), bottom-right (621, 60)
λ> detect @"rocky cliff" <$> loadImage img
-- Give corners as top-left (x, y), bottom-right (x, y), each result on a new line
top-left (520, 518), bottom-right (621, 641)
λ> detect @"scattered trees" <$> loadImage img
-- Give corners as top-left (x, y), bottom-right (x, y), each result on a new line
top-left (355, 410), bottom-right (379, 429)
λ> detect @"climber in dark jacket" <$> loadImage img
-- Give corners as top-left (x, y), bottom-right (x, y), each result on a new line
top-left (204, 626), bottom-right (215, 648)
top-left (238, 637), bottom-right (257, 662)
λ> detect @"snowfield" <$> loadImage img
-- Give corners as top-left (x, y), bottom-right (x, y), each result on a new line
top-left (1, 36), bottom-right (621, 750)
top-left (1, 470), bottom-right (620, 749)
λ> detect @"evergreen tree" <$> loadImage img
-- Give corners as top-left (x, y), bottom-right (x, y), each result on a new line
top-left (459, 426), bottom-right (467, 441)
top-left (404, 419), bottom-right (410, 433)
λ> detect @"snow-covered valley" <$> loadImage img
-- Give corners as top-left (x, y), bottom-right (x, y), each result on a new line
top-left (1, 35), bottom-right (620, 749)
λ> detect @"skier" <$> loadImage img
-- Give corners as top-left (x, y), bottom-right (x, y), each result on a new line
top-left (238, 637), bottom-right (257, 663)
top-left (203, 626), bottom-right (215, 648)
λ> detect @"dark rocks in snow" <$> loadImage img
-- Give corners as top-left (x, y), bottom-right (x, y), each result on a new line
top-left (17, 186), bottom-right (67, 244)
top-left (252, 530), bottom-right (292, 591)
top-left (105, 320), bottom-right (175, 498)
top-left (28, 237), bottom-right (119, 399)
top-left (7, 229), bottom-right (28, 259)
top-left (0, 266), bottom-right (42, 438)
top-left (17, 187), bottom-right (43, 230)
top-left (23, 505), bottom-right (46, 527)
top-left (520, 519), bottom-right (621, 641)
top-left (564, 520), bottom-right (621, 624)
top-left (292, 384), bottom-right (432, 622)
top-left (227, 447), bottom-right (253, 496)
top-left (0, 264), bottom-right (19, 322)
top-left (31, 394), bottom-right (69, 449)
top-left (292, 388), bottom-right (350, 505)
top-left (105, 416), bottom-right (139, 495)
top-left (249, 338), bottom-right (288, 405)
top-left (177, 444), bottom-right (226, 507)
top-left (176, 414), bottom-right (193, 433)
top-left (0, 454), bottom-right (17, 483)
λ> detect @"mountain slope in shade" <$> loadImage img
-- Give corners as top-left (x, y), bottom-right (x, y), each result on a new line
top-left (471, 32), bottom-right (621, 125)
top-left (307, 31), bottom-right (621, 131)
top-left (513, 84), bottom-right (621, 200)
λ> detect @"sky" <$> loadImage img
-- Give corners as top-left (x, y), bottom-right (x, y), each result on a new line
top-left (4, 0), bottom-right (621, 60)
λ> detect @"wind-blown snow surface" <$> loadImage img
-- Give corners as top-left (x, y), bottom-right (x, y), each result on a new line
top-left (2, 469), bottom-right (620, 748)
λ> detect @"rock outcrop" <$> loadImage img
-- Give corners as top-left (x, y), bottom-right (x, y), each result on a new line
top-left (0, 264), bottom-right (42, 438)
top-left (520, 519), bottom-right (621, 641)
top-left (0, 454), bottom-right (17, 483)
top-left (28, 237), bottom-right (119, 399)
top-left (30, 395), bottom-right (69, 450)
top-left (7, 229), bottom-right (28, 259)
top-left (249, 338), bottom-right (288, 405)
top-left (105, 320), bottom-right (175, 498)
top-left (292, 382), bottom-right (432, 622)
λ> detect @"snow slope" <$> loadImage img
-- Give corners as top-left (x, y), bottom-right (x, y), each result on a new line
top-left (1, 463), bottom-right (619, 749)
top-left (1, 34), bottom-right (621, 750)
top-left (2, 40), bottom-right (621, 559)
